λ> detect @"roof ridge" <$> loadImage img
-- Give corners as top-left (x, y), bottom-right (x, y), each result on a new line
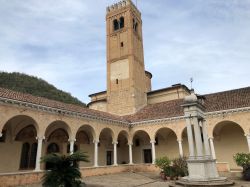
top-left (203, 86), bottom-right (250, 97)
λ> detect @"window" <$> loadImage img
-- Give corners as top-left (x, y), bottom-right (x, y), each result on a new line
top-left (116, 79), bottom-right (119, 84)
top-left (20, 143), bottom-right (30, 169)
top-left (133, 18), bottom-right (138, 32)
top-left (135, 139), bottom-right (140, 147)
top-left (47, 143), bottom-right (59, 153)
top-left (121, 42), bottom-right (124, 47)
top-left (29, 143), bottom-right (37, 168)
top-left (119, 17), bottom-right (124, 28)
top-left (113, 19), bottom-right (119, 31)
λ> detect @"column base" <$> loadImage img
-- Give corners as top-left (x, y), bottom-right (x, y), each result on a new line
top-left (176, 177), bottom-right (234, 186)
top-left (176, 157), bottom-right (234, 186)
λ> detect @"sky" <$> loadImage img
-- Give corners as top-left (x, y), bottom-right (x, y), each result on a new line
top-left (0, 0), bottom-right (249, 103)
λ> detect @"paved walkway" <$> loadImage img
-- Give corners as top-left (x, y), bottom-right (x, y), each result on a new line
top-left (19, 172), bottom-right (250, 187)
top-left (83, 172), bottom-right (250, 187)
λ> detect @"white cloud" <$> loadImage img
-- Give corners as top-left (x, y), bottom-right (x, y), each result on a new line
top-left (0, 0), bottom-right (249, 103)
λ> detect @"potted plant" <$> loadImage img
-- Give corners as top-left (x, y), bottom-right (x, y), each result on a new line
top-left (234, 153), bottom-right (250, 181)
top-left (172, 156), bottom-right (188, 178)
top-left (155, 156), bottom-right (171, 180)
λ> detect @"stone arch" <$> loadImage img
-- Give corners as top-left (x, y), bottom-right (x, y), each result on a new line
top-left (1, 115), bottom-right (39, 139)
top-left (211, 120), bottom-right (247, 138)
top-left (212, 120), bottom-right (248, 169)
top-left (44, 120), bottom-right (72, 141)
top-left (98, 127), bottom-right (115, 142)
top-left (76, 124), bottom-right (96, 142)
top-left (98, 127), bottom-right (116, 166)
top-left (0, 115), bottom-right (39, 172)
top-left (117, 130), bottom-right (130, 164)
top-left (131, 129), bottom-right (151, 141)
top-left (132, 130), bottom-right (151, 164)
top-left (154, 127), bottom-right (179, 159)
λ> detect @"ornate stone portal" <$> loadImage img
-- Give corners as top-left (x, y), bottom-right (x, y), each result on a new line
top-left (177, 90), bottom-right (234, 186)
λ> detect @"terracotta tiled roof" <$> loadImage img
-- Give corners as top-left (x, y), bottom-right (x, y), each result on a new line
top-left (204, 86), bottom-right (250, 112)
top-left (0, 87), bottom-right (125, 122)
top-left (0, 86), bottom-right (249, 123)
top-left (125, 99), bottom-right (184, 122)
top-left (126, 86), bottom-right (250, 122)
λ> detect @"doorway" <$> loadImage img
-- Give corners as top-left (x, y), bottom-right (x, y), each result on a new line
top-left (106, 151), bottom-right (112, 165)
top-left (143, 149), bottom-right (152, 163)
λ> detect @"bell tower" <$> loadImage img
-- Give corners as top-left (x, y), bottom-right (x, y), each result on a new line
top-left (106, 0), bottom-right (147, 116)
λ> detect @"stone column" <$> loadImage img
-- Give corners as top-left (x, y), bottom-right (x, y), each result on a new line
top-left (193, 118), bottom-right (203, 157)
top-left (113, 141), bottom-right (118, 166)
top-left (35, 136), bottom-right (44, 171)
top-left (151, 140), bottom-right (156, 164)
top-left (201, 120), bottom-right (211, 157)
top-left (186, 117), bottom-right (195, 157)
top-left (246, 135), bottom-right (250, 152)
top-left (0, 132), bottom-right (2, 137)
top-left (128, 143), bottom-right (133, 164)
top-left (177, 140), bottom-right (184, 157)
top-left (93, 140), bottom-right (99, 167)
top-left (69, 139), bottom-right (76, 155)
top-left (209, 137), bottom-right (216, 159)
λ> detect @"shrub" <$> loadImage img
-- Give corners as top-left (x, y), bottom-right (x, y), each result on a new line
top-left (155, 156), bottom-right (171, 172)
top-left (234, 153), bottom-right (250, 181)
top-left (41, 151), bottom-right (89, 187)
top-left (172, 156), bottom-right (188, 177)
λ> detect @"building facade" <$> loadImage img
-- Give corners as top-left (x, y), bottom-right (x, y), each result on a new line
top-left (0, 0), bottom-right (250, 185)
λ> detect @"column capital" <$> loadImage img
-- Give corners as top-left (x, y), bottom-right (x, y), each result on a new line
top-left (0, 132), bottom-right (2, 137)
top-left (68, 138), bottom-right (76, 142)
top-left (128, 142), bottom-right (133, 146)
top-left (177, 139), bottom-right (182, 142)
top-left (36, 136), bottom-right (45, 141)
top-left (93, 139), bottom-right (99, 144)
top-left (208, 137), bottom-right (214, 140)
top-left (245, 134), bottom-right (250, 138)
top-left (150, 140), bottom-right (156, 144)
top-left (112, 141), bottom-right (118, 145)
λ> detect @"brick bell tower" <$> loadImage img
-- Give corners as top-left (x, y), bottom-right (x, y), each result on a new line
top-left (106, 0), bottom-right (147, 116)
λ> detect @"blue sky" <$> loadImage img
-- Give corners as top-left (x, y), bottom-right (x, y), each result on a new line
top-left (0, 0), bottom-right (249, 103)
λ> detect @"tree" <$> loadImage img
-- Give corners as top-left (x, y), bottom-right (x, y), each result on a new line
top-left (41, 151), bottom-right (89, 187)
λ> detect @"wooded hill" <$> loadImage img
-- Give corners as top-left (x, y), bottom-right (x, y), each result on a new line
top-left (0, 72), bottom-right (86, 106)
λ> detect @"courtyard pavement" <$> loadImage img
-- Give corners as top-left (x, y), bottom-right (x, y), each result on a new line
top-left (19, 172), bottom-right (250, 187)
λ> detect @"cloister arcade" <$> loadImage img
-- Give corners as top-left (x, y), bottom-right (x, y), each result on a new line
top-left (0, 113), bottom-right (250, 173)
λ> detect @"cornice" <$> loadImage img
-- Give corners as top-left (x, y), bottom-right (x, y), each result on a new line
top-left (0, 96), bottom-right (129, 127)
top-left (0, 96), bottom-right (249, 128)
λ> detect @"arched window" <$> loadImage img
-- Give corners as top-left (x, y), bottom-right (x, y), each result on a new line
top-left (119, 17), bottom-right (124, 28)
top-left (134, 23), bottom-right (138, 32)
top-left (47, 143), bottom-right (60, 154)
top-left (20, 142), bottom-right (30, 169)
top-left (113, 19), bottom-right (119, 31)
top-left (46, 143), bottom-right (60, 170)
top-left (29, 143), bottom-right (37, 168)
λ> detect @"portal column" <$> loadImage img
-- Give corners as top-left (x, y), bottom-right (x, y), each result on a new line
top-left (193, 118), bottom-right (203, 157)
top-left (113, 141), bottom-right (118, 166)
top-left (35, 136), bottom-right (44, 171)
top-left (178, 139), bottom-right (184, 157)
top-left (128, 143), bottom-right (133, 164)
top-left (151, 140), bottom-right (156, 164)
top-left (93, 140), bottom-right (99, 167)
top-left (201, 120), bottom-right (211, 157)
top-left (186, 117), bottom-right (195, 157)
top-left (246, 135), bottom-right (250, 152)
top-left (69, 139), bottom-right (76, 155)
top-left (209, 137), bottom-right (216, 159)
